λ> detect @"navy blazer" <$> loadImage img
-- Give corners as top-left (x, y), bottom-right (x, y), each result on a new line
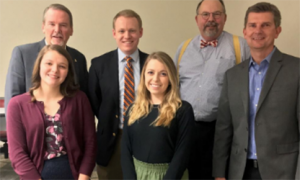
top-left (88, 49), bottom-right (148, 166)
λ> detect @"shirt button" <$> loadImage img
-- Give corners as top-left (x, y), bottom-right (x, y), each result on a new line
top-left (115, 115), bottom-right (118, 118)
top-left (257, 88), bottom-right (260, 91)
top-left (113, 133), bottom-right (116, 137)
top-left (258, 72), bottom-right (261, 74)
top-left (199, 85), bottom-right (202, 88)
top-left (255, 104), bottom-right (257, 107)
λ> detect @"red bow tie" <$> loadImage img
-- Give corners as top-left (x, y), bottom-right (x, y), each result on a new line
top-left (200, 39), bottom-right (218, 48)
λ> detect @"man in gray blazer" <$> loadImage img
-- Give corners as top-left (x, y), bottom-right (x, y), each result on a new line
top-left (213, 2), bottom-right (299, 180)
top-left (5, 4), bottom-right (89, 110)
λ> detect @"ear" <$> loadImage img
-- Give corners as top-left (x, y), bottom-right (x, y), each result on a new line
top-left (243, 28), bottom-right (247, 38)
top-left (42, 22), bottom-right (45, 34)
top-left (70, 27), bottom-right (73, 36)
top-left (139, 27), bottom-right (143, 38)
top-left (112, 29), bottom-right (116, 38)
top-left (274, 26), bottom-right (282, 39)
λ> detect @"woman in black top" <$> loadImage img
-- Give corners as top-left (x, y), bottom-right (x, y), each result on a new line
top-left (121, 51), bottom-right (194, 180)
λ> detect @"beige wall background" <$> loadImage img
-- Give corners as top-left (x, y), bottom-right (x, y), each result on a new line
top-left (0, 0), bottom-right (299, 97)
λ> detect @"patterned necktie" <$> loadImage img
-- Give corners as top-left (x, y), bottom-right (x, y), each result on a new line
top-left (200, 39), bottom-right (218, 48)
top-left (123, 56), bottom-right (134, 120)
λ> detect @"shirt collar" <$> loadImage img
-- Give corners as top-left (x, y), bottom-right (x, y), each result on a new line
top-left (118, 48), bottom-right (139, 62)
top-left (249, 46), bottom-right (276, 67)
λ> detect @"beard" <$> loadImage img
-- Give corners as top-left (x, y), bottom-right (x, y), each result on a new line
top-left (203, 21), bottom-right (219, 37)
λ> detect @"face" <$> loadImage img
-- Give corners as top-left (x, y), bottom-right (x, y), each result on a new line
top-left (195, 0), bottom-right (227, 41)
top-left (42, 8), bottom-right (73, 47)
top-left (113, 16), bottom-right (143, 56)
top-left (145, 59), bottom-right (170, 103)
top-left (40, 50), bottom-right (69, 88)
top-left (243, 12), bottom-right (281, 53)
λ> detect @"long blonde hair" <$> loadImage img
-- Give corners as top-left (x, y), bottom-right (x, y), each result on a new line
top-left (128, 51), bottom-right (181, 127)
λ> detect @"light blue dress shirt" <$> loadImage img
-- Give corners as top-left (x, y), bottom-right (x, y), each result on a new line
top-left (248, 47), bottom-right (276, 159)
top-left (174, 31), bottom-right (251, 122)
top-left (118, 49), bottom-right (140, 129)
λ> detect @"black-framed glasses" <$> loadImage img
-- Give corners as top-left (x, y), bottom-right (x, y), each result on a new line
top-left (200, 12), bottom-right (223, 20)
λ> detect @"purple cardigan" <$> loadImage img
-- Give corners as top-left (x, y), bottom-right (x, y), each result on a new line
top-left (7, 91), bottom-right (96, 179)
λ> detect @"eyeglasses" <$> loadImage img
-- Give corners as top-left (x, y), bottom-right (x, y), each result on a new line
top-left (199, 12), bottom-right (223, 20)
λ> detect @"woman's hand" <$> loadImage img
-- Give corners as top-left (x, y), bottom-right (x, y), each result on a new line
top-left (78, 173), bottom-right (90, 180)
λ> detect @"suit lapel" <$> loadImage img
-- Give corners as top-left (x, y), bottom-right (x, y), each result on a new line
top-left (138, 50), bottom-right (147, 73)
top-left (112, 50), bottom-right (120, 103)
top-left (66, 46), bottom-right (79, 84)
top-left (256, 49), bottom-right (283, 113)
top-left (240, 60), bottom-right (250, 116)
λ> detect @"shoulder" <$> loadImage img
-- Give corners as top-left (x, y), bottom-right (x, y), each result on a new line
top-left (176, 100), bottom-right (193, 116)
top-left (13, 40), bottom-right (42, 53)
top-left (66, 90), bottom-right (89, 102)
top-left (8, 93), bottom-right (31, 107)
top-left (138, 49), bottom-right (148, 61)
top-left (66, 46), bottom-right (85, 59)
top-left (91, 49), bottom-right (117, 65)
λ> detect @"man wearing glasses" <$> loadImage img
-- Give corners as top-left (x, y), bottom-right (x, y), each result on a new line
top-left (174, 0), bottom-right (250, 179)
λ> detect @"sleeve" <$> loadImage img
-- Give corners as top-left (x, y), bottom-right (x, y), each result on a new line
top-left (212, 71), bottom-right (233, 178)
top-left (121, 105), bottom-right (137, 179)
top-left (4, 46), bottom-right (26, 111)
top-left (78, 92), bottom-right (97, 176)
top-left (296, 70), bottom-right (300, 179)
top-left (163, 103), bottom-right (195, 179)
top-left (88, 60), bottom-right (102, 118)
top-left (6, 98), bottom-right (41, 179)
top-left (239, 36), bottom-right (251, 61)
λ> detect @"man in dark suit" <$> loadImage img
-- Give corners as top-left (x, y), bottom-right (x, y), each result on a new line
top-left (213, 2), bottom-right (299, 180)
top-left (5, 4), bottom-right (89, 109)
top-left (88, 9), bottom-right (148, 180)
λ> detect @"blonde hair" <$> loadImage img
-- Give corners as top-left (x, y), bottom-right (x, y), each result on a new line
top-left (113, 9), bottom-right (142, 29)
top-left (128, 52), bottom-right (181, 127)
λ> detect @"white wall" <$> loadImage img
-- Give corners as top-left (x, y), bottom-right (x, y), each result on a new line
top-left (0, 0), bottom-right (299, 96)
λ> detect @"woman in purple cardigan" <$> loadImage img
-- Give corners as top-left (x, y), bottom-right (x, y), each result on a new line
top-left (6, 45), bottom-right (96, 180)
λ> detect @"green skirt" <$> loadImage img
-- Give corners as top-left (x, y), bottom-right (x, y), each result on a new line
top-left (133, 157), bottom-right (188, 180)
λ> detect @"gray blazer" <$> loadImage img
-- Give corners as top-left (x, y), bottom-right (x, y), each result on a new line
top-left (4, 39), bottom-right (89, 110)
top-left (213, 48), bottom-right (299, 179)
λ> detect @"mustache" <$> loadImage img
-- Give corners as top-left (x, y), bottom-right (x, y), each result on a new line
top-left (204, 21), bottom-right (218, 28)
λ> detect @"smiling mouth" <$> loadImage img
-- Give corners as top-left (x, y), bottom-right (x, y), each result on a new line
top-left (48, 74), bottom-right (59, 79)
top-left (150, 84), bottom-right (160, 87)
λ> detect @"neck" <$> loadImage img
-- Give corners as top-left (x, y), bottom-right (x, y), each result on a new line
top-left (250, 47), bottom-right (274, 65)
top-left (151, 95), bottom-right (163, 105)
top-left (34, 85), bottom-right (62, 102)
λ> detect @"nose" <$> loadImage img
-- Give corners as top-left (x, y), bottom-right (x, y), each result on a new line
top-left (51, 65), bottom-right (58, 72)
top-left (153, 73), bottom-right (159, 81)
top-left (208, 13), bottom-right (215, 21)
top-left (54, 24), bottom-right (60, 32)
top-left (124, 31), bottom-right (130, 38)
top-left (254, 26), bottom-right (263, 33)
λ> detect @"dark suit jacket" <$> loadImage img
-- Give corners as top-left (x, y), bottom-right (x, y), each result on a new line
top-left (213, 48), bottom-right (300, 179)
top-left (4, 39), bottom-right (89, 109)
top-left (88, 49), bottom-right (148, 166)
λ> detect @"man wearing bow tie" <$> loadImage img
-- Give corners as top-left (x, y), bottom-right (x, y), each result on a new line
top-left (174, 0), bottom-right (250, 179)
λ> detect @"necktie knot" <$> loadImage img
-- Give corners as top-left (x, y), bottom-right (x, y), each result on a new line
top-left (125, 56), bottom-right (133, 63)
top-left (200, 39), bottom-right (218, 49)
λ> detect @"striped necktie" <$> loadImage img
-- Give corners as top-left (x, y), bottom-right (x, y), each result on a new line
top-left (123, 56), bottom-right (134, 120)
